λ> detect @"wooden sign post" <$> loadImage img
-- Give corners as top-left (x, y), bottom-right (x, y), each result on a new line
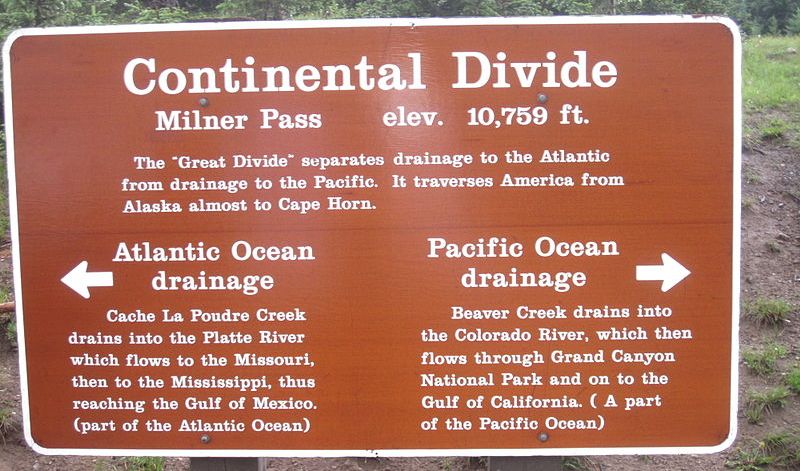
top-left (5, 17), bottom-right (740, 457)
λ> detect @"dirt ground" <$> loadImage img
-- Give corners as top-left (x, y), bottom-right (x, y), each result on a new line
top-left (0, 140), bottom-right (797, 470)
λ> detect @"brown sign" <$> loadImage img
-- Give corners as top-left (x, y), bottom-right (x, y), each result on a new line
top-left (4, 17), bottom-right (740, 456)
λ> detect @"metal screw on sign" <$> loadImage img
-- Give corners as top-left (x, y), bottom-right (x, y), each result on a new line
top-left (538, 432), bottom-right (549, 442)
top-left (537, 93), bottom-right (548, 104)
top-left (199, 97), bottom-right (210, 107)
top-left (200, 434), bottom-right (211, 444)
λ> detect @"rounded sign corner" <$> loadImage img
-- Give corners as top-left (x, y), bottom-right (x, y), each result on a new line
top-left (712, 17), bottom-right (743, 45)
top-left (25, 429), bottom-right (57, 456)
top-left (705, 427), bottom-right (739, 455)
top-left (2, 27), bottom-right (31, 59)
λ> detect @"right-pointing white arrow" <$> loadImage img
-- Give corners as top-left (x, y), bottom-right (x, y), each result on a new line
top-left (636, 253), bottom-right (691, 292)
top-left (61, 261), bottom-right (114, 299)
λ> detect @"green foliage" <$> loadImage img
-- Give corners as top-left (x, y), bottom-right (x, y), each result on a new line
top-left (0, 286), bottom-right (15, 348)
top-left (747, 0), bottom-right (800, 34)
top-left (761, 118), bottom-right (789, 139)
top-left (4, 319), bottom-right (14, 347)
top-left (0, 153), bottom-right (8, 239)
top-left (727, 448), bottom-right (773, 470)
top-left (729, 431), bottom-right (800, 470)
top-left (745, 387), bottom-right (791, 424)
top-left (0, 0), bottom-right (795, 39)
top-left (744, 169), bottom-right (762, 184)
top-left (786, 366), bottom-right (800, 393)
top-left (745, 297), bottom-right (794, 326)
top-left (124, 1), bottom-right (194, 24)
top-left (0, 0), bottom-right (119, 31)
top-left (0, 0), bottom-right (212, 33)
top-left (95, 457), bottom-right (165, 471)
top-left (726, 446), bottom-right (773, 471)
top-left (0, 407), bottom-right (16, 444)
top-left (744, 36), bottom-right (800, 110)
top-left (589, 0), bottom-right (750, 27)
top-left (350, 0), bottom-right (592, 18)
top-left (742, 341), bottom-right (788, 376)
top-left (759, 431), bottom-right (800, 468)
top-left (215, 0), bottom-right (342, 20)
top-left (121, 457), bottom-right (165, 471)
top-left (789, 8), bottom-right (800, 33)
top-left (0, 0), bottom-right (791, 39)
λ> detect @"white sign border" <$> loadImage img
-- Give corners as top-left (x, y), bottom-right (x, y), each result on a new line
top-left (3, 15), bottom-right (741, 458)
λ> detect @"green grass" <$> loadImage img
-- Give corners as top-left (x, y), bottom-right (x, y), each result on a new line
top-left (0, 407), bottom-right (16, 444)
top-left (0, 130), bottom-right (8, 240)
top-left (726, 446), bottom-right (774, 470)
top-left (4, 320), bottom-right (15, 347)
top-left (726, 430), bottom-right (800, 470)
top-left (745, 387), bottom-right (792, 424)
top-left (562, 457), bottom-right (599, 470)
top-left (95, 457), bottom-right (165, 471)
top-left (0, 288), bottom-right (15, 348)
top-left (1, 286), bottom-right (14, 348)
top-left (744, 36), bottom-right (800, 149)
top-left (744, 169), bottom-right (763, 184)
top-left (759, 431), bottom-right (800, 468)
top-left (744, 36), bottom-right (800, 110)
top-left (787, 366), bottom-right (800, 393)
top-left (742, 341), bottom-right (788, 376)
top-left (760, 117), bottom-right (789, 139)
top-left (121, 457), bottom-right (164, 471)
top-left (744, 298), bottom-right (794, 326)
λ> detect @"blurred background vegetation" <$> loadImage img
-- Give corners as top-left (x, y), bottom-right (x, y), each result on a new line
top-left (0, 0), bottom-right (797, 37)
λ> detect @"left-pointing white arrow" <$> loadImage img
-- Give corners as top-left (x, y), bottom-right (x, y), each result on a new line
top-left (61, 261), bottom-right (114, 299)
